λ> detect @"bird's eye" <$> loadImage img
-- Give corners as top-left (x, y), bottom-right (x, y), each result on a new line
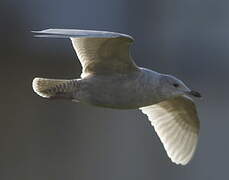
top-left (173, 83), bottom-right (179, 88)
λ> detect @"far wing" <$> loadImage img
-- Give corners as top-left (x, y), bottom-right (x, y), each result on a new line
top-left (140, 95), bottom-right (200, 165)
top-left (33, 29), bottom-right (139, 78)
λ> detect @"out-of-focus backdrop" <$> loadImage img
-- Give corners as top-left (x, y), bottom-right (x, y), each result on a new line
top-left (0, 0), bottom-right (228, 179)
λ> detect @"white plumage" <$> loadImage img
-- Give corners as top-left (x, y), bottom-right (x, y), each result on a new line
top-left (32, 29), bottom-right (201, 165)
top-left (140, 95), bottom-right (199, 165)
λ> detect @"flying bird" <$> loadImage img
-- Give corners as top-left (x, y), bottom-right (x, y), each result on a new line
top-left (32, 29), bottom-right (201, 165)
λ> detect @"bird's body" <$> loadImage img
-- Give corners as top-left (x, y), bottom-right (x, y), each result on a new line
top-left (32, 29), bottom-right (201, 165)
top-left (74, 68), bottom-right (162, 109)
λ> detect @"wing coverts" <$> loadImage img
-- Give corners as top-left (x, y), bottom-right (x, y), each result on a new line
top-left (140, 96), bottom-right (199, 165)
top-left (32, 29), bottom-right (139, 78)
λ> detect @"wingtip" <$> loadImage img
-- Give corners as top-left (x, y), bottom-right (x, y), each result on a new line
top-left (31, 31), bottom-right (41, 38)
top-left (31, 29), bottom-right (68, 38)
top-left (31, 30), bottom-right (45, 34)
top-left (31, 30), bottom-right (45, 37)
top-left (31, 30), bottom-right (39, 33)
top-left (33, 34), bottom-right (45, 38)
top-left (31, 29), bottom-right (52, 34)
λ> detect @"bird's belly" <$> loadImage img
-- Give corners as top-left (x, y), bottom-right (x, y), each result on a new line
top-left (82, 91), bottom-right (146, 109)
top-left (85, 88), bottom-right (145, 109)
top-left (76, 73), bottom-right (159, 109)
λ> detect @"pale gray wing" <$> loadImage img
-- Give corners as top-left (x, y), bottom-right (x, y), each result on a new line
top-left (32, 29), bottom-right (139, 78)
top-left (140, 95), bottom-right (200, 165)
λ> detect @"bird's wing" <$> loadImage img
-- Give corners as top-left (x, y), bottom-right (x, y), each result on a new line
top-left (32, 29), bottom-right (139, 78)
top-left (139, 95), bottom-right (200, 165)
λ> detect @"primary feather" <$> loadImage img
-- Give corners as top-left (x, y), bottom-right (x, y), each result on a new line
top-left (32, 29), bottom-right (134, 40)
top-left (33, 29), bottom-right (138, 78)
top-left (140, 95), bottom-right (199, 165)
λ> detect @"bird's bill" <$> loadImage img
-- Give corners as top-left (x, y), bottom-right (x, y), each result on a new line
top-left (188, 90), bottom-right (202, 98)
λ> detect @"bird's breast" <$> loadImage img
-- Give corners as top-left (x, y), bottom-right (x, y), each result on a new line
top-left (75, 70), bottom-right (161, 109)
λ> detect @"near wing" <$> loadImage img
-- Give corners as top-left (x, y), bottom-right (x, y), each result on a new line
top-left (32, 29), bottom-right (139, 78)
top-left (140, 95), bottom-right (200, 165)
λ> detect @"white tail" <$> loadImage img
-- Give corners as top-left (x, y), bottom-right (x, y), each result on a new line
top-left (32, 77), bottom-right (76, 99)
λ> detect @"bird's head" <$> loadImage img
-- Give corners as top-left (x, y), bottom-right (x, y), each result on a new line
top-left (159, 74), bottom-right (201, 99)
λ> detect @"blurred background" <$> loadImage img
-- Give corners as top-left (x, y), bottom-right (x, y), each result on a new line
top-left (0, 0), bottom-right (228, 179)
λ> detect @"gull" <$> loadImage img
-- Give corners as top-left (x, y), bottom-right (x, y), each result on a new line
top-left (32, 29), bottom-right (201, 165)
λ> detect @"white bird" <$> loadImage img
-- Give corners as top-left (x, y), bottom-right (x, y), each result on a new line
top-left (32, 29), bottom-right (201, 165)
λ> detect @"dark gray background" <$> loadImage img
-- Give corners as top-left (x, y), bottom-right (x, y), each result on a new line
top-left (0, 0), bottom-right (228, 179)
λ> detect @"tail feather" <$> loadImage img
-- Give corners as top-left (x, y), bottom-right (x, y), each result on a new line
top-left (32, 77), bottom-right (76, 99)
